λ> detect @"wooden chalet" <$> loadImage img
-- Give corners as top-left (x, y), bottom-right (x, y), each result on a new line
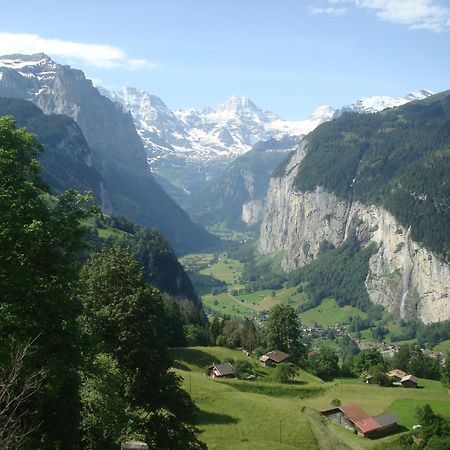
top-left (207, 362), bottom-right (234, 378)
top-left (321, 404), bottom-right (398, 437)
top-left (386, 369), bottom-right (407, 383)
top-left (259, 350), bottom-right (290, 366)
top-left (401, 374), bottom-right (419, 388)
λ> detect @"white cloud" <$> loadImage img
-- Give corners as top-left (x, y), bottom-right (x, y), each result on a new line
top-left (328, 0), bottom-right (450, 32)
top-left (0, 32), bottom-right (159, 70)
top-left (309, 6), bottom-right (348, 15)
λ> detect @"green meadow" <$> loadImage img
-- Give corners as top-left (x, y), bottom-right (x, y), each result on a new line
top-left (171, 347), bottom-right (450, 450)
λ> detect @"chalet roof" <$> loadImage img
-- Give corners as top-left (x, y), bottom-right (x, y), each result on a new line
top-left (261, 350), bottom-right (290, 363)
top-left (354, 417), bottom-right (382, 434)
top-left (212, 362), bottom-right (234, 376)
top-left (340, 404), bottom-right (371, 423)
top-left (401, 374), bottom-right (419, 384)
top-left (387, 369), bottom-right (407, 379)
top-left (321, 404), bottom-right (398, 436)
top-left (373, 413), bottom-right (398, 428)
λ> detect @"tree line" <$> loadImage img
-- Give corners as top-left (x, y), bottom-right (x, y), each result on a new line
top-left (0, 116), bottom-right (206, 449)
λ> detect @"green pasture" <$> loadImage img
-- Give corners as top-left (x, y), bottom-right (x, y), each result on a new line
top-left (170, 347), bottom-right (450, 450)
top-left (300, 298), bottom-right (367, 327)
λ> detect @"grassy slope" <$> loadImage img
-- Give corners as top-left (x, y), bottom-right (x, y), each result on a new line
top-left (434, 339), bottom-right (450, 354)
top-left (172, 347), bottom-right (450, 450)
top-left (299, 298), bottom-right (367, 326)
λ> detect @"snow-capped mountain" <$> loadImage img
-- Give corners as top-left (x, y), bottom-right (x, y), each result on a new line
top-left (0, 53), bottom-right (216, 252)
top-left (105, 87), bottom-right (434, 170)
top-left (336, 89), bottom-right (434, 115)
top-left (103, 88), bottom-right (331, 167)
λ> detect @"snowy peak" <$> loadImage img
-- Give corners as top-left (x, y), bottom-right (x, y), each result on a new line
top-left (339, 90), bottom-right (434, 114)
top-left (217, 95), bottom-right (265, 117)
top-left (0, 53), bottom-right (60, 85)
top-left (102, 85), bottom-right (435, 170)
top-left (0, 52), bottom-right (54, 69)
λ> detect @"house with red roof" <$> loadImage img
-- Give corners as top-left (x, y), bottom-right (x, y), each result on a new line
top-left (321, 404), bottom-right (398, 437)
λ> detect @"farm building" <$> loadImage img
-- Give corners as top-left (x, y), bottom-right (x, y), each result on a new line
top-left (321, 404), bottom-right (398, 437)
top-left (401, 374), bottom-right (419, 388)
top-left (386, 369), bottom-right (407, 382)
top-left (259, 350), bottom-right (290, 366)
top-left (207, 362), bottom-right (234, 378)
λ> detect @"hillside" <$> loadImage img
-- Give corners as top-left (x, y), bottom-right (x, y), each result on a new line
top-left (0, 53), bottom-right (216, 253)
top-left (0, 97), bottom-right (104, 199)
top-left (260, 91), bottom-right (450, 323)
top-left (293, 90), bottom-right (450, 260)
top-left (186, 136), bottom-right (298, 230)
top-left (172, 346), bottom-right (450, 449)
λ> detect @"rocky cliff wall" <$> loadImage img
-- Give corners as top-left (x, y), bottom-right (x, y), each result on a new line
top-left (259, 142), bottom-right (450, 323)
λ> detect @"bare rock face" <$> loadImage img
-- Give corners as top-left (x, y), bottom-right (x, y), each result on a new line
top-left (242, 198), bottom-right (266, 226)
top-left (259, 142), bottom-right (450, 323)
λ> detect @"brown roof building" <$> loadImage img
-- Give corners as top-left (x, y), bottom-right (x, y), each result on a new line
top-left (401, 374), bottom-right (419, 388)
top-left (259, 350), bottom-right (290, 366)
top-left (386, 369), bottom-right (407, 381)
top-left (321, 404), bottom-right (398, 437)
top-left (208, 362), bottom-right (234, 378)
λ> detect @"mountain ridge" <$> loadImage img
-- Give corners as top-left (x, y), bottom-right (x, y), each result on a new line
top-left (0, 53), bottom-right (216, 253)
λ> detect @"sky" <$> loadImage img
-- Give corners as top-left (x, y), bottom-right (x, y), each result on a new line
top-left (0, 0), bottom-right (449, 119)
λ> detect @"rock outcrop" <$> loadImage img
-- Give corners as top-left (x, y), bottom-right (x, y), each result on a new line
top-left (259, 142), bottom-right (450, 323)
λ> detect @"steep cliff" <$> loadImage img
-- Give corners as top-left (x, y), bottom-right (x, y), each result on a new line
top-left (0, 53), bottom-right (215, 253)
top-left (186, 136), bottom-right (298, 230)
top-left (260, 93), bottom-right (450, 323)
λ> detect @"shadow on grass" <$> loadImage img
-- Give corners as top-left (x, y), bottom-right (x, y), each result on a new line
top-left (172, 360), bottom-right (191, 371)
top-left (222, 380), bottom-right (325, 399)
top-left (196, 409), bottom-right (239, 425)
top-left (170, 348), bottom-right (221, 370)
top-left (368, 424), bottom-right (409, 440)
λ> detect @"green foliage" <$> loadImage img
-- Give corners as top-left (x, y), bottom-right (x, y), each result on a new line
top-left (266, 304), bottom-right (306, 363)
top-left (441, 352), bottom-right (450, 388)
top-left (0, 116), bottom-right (95, 449)
top-left (415, 404), bottom-right (450, 448)
top-left (79, 247), bottom-right (206, 449)
top-left (233, 359), bottom-right (255, 377)
top-left (273, 363), bottom-right (298, 383)
top-left (288, 233), bottom-right (377, 312)
top-left (391, 345), bottom-right (441, 380)
top-left (293, 92), bottom-right (450, 260)
top-left (80, 354), bottom-right (128, 450)
top-left (307, 348), bottom-right (339, 381)
top-left (367, 364), bottom-right (391, 386)
top-left (352, 348), bottom-right (384, 375)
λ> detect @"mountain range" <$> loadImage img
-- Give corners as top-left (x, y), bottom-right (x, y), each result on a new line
top-left (103, 85), bottom-right (433, 200)
top-left (0, 53), bottom-right (215, 253)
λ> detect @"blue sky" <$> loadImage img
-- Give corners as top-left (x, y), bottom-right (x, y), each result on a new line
top-left (0, 0), bottom-right (449, 118)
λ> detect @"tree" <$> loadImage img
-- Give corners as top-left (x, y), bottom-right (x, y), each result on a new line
top-left (234, 360), bottom-right (254, 378)
top-left (266, 305), bottom-right (306, 364)
top-left (0, 340), bottom-right (44, 450)
top-left (352, 348), bottom-right (384, 375)
top-left (415, 404), bottom-right (450, 447)
top-left (241, 318), bottom-right (257, 353)
top-left (391, 345), bottom-right (411, 371)
top-left (80, 354), bottom-right (128, 450)
top-left (209, 316), bottom-right (223, 345)
top-left (274, 363), bottom-right (298, 383)
top-left (221, 319), bottom-right (242, 348)
top-left (0, 116), bottom-right (94, 449)
top-left (441, 352), bottom-right (450, 388)
top-left (308, 348), bottom-right (339, 381)
top-left (79, 248), bottom-right (206, 449)
top-left (367, 364), bottom-right (391, 386)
